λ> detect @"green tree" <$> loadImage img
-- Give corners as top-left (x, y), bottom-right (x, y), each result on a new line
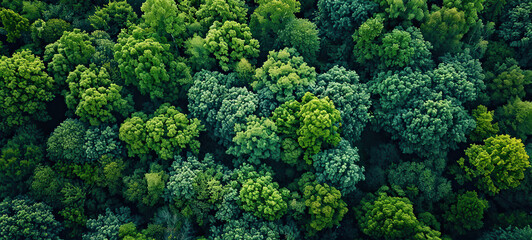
top-left (215, 87), bottom-right (258, 147)
top-left (76, 84), bottom-right (133, 126)
top-left (90, 0), bottom-right (138, 38)
top-left (44, 29), bottom-right (96, 88)
top-left (204, 21), bottom-right (260, 72)
top-left (252, 48), bottom-right (317, 103)
top-left (227, 115), bottom-right (281, 165)
top-left (443, 0), bottom-right (484, 25)
top-left (184, 34), bottom-right (216, 71)
top-left (196, 0), bottom-right (248, 33)
top-left (119, 112), bottom-right (149, 158)
top-left (0, 50), bottom-right (55, 133)
top-left (240, 174), bottom-right (290, 221)
top-left (83, 207), bottom-right (134, 240)
top-left (356, 192), bottom-right (441, 239)
top-left (374, 0), bottom-right (428, 23)
top-left (0, 125), bottom-right (45, 198)
top-left (316, 0), bottom-right (378, 43)
top-left (442, 191), bottom-right (488, 234)
top-left (47, 119), bottom-right (88, 164)
top-left (277, 18), bottom-right (320, 63)
top-left (312, 139), bottom-right (365, 195)
top-left (315, 66), bottom-right (371, 144)
top-left (250, 0), bottom-right (300, 51)
top-left (486, 63), bottom-right (532, 105)
top-left (114, 25), bottom-right (191, 102)
top-left (0, 7), bottom-right (29, 43)
top-left (457, 134), bottom-right (530, 195)
top-left (187, 70), bottom-right (229, 133)
top-left (31, 18), bottom-right (73, 46)
top-left (470, 105), bottom-right (499, 142)
top-left (496, 98), bottom-right (532, 141)
top-left (141, 0), bottom-right (186, 44)
top-left (499, 1), bottom-right (531, 67)
top-left (352, 16), bottom-right (384, 64)
top-left (145, 103), bottom-right (204, 160)
top-left (302, 182), bottom-right (347, 235)
top-left (297, 92), bottom-right (342, 164)
top-left (480, 226), bottom-right (532, 240)
top-left (421, 6), bottom-right (469, 55)
top-left (0, 197), bottom-right (63, 240)
top-left (387, 161), bottom-right (452, 212)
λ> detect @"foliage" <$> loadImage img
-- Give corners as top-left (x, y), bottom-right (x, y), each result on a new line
top-left (84, 124), bottom-right (124, 161)
top-left (90, 0), bottom-right (138, 37)
top-left (312, 139), bottom-right (364, 195)
top-left (250, 0), bottom-right (300, 51)
top-left (83, 207), bottom-right (134, 240)
top-left (496, 98), bottom-right (532, 141)
top-left (0, 125), bottom-right (45, 198)
top-left (316, 0), bottom-right (378, 43)
top-left (0, 50), bottom-right (55, 133)
top-left (0, 7), bottom-right (29, 43)
top-left (277, 18), bottom-right (320, 63)
top-left (470, 105), bottom-right (499, 142)
top-left (47, 119), bottom-right (87, 163)
top-left (120, 104), bottom-right (204, 160)
top-left (77, 84), bottom-right (132, 126)
top-left (166, 154), bottom-right (226, 225)
top-left (356, 192), bottom-right (441, 240)
top-left (215, 86), bottom-right (258, 147)
top-left (44, 29), bottom-right (95, 88)
top-left (0, 197), bottom-right (62, 240)
top-left (443, 0), bottom-right (484, 25)
top-left (499, 1), bottom-right (531, 67)
top-left (227, 115), bottom-right (281, 165)
top-left (302, 181), bottom-right (347, 235)
top-left (184, 34), bottom-right (216, 71)
top-left (114, 25), bottom-right (191, 102)
top-left (480, 226), bottom-right (532, 240)
top-left (141, 0), bottom-right (185, 44)
top-left (374, 0), bottom-right (428, 22)
top-left (253, 48), bottom-right (317, 104)
top-left (315, 66), bottom-right (371, 143)
top-left (187, 70), bottom-right (229, 133)
top-left (204, 20), bottom-right (260, 72)
top-left (196, 0), bottom-right (248, 33)
top-left (298, 92), bottom-right (342, 163)
top-left (31, 18), bottom-right (73, 46)
top-left (371, 68), bottom-right (476, 160)
top-left (421, 6), bottom-right (469, 55)
top-left (210, 212), bottom-right (300, 240)
top-left (457, 134), bottom-right (530, 195)
top-left (387, 161), bottom-right (452, 212)
top-left (240, 173), bottom-right (289, 221)
top-left (442, 191), bottom-right (488, 234)
top-left (486, 63), bottom-right (532, 105)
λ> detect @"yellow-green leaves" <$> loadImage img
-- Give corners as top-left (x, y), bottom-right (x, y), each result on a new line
top-left (457, 134), bottom-right (530, 195)
top-left (120, 104), bottom-right (205, 160)
top-left (240, 174), bottom-right (289, 221)
top-left (0, 50), bottom-right (54, 132)
top-left (204, 21), bottom-right (259, 72)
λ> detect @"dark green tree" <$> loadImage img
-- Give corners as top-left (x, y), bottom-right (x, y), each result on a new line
top-left (442, 191), bottom-right (489, 234)
top-left (496, 98), bottom-right (532, 141)
top-left (0, 197), bottom-right (63, 240)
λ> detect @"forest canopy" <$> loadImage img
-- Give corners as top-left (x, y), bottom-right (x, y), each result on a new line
top-left (0, 0), bottom-right (530, 239)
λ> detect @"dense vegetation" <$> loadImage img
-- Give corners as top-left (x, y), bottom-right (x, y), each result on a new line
top-left (0, 0), bottom-right (530, 239)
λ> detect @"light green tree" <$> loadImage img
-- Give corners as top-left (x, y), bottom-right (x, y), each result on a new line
top-left (204, 21), bottom-right (260, 72)
top-left (0, 50), bottom-right (55, 133)
top-left (457, 134), bottom-right (530, 195)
